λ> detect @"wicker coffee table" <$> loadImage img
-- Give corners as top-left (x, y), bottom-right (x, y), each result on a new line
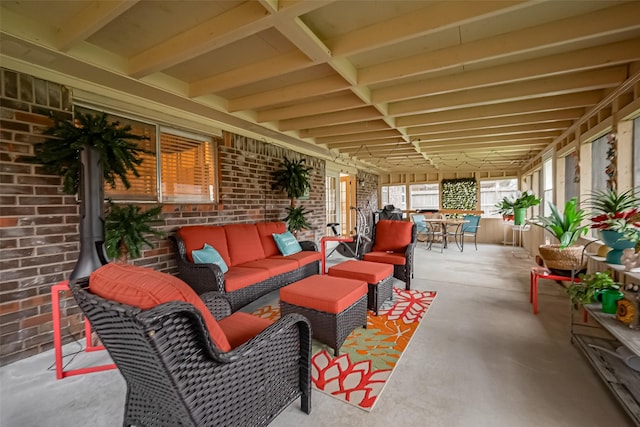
top-left (327, 260), bottom-right (394, 315)
top-left (280, 275), bottom-right (367, 356)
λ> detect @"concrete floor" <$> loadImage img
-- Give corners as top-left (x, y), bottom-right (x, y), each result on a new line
top-left (0, 243), bottom-right (633, 427)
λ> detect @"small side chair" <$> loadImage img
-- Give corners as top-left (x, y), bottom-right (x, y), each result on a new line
top-left (459, 214), bottom-right (481, 251)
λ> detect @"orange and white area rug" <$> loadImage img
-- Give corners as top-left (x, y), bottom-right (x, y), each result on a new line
top-left (252, 287), bottom-right (437, 411)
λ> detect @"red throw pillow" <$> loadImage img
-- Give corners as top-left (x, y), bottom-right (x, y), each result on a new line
top-left (89, 263), bottom-right (231, 352)
top-left (372, 220), bottom-right (413, 252)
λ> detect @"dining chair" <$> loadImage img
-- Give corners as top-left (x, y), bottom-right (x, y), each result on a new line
top-left (459, 214), bottom-right (481, 251)
top-left (410, 214), bottom-right (429, 243)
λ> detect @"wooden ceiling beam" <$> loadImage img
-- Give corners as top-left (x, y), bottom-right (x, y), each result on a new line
top-left (318, 129), bottom-right (402, 145)
top-left (418, 132), bottom-right (555, 149)
top-left (278, 107), bottom-right (382, 131)
top-left (257, 94), bottom-right (364, 122)
top-left (326, 1), bottom-right (527, 56)
top-left (299, 120), bottom-right (391, 138)
top-left (325, 138), bottom-right (405, 149)
top-left (406, 109), bottom-right (583, 135)
top-left (389, 67), bottom-right (627, 116)
top-left (421, 141), bottom-right (550, 153)
top-left (373, 38), bottom-right (640, 103)
top-left (396, 91), bottom-right (602, 127)
top-left (360, 2), bottom-right (640, 85)
top-left (412, 122), bottom-right (570, 142)
top-left (228, 75), bottom-right (349, 112)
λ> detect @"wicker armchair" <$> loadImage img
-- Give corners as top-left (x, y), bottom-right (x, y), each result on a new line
top-left (69, 277), bottom-right (312, 427)
top-left (363, 220), bottom-right (417, 290)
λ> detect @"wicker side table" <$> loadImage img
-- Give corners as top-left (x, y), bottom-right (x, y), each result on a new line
top-left (280, 275), bottom-right (367, 356)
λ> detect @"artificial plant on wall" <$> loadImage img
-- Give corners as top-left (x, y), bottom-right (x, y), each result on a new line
top-left (441, 178), bottom-right (477, 210)
top-left (271, 156), bottom-right (313, 234)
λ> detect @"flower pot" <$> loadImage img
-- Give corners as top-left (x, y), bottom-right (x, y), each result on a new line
top-left (513, 207), bottom-right (527, 225)
top-left (538, 244), bottom-right (586, 275)
top-left (599, 230), bottom-right (636, 264)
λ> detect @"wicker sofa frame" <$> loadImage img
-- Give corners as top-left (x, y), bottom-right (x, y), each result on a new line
top-left (69, 277), bottom-right (312, 427)
top-left (280, 294), bottom-right (367, 357)
top-left (171, 235), bottom-right (319, 312)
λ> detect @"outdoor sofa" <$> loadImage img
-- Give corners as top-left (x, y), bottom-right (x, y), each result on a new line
top-left (171, 222), bottom-right (321, 311)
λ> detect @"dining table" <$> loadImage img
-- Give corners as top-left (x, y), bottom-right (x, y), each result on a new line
top-left (423, 218), bottom-right (469, 250)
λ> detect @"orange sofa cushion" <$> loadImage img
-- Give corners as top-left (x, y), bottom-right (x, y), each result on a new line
top-left (178, 225), bottom-right (230, 266)
top-left (280, 275), bottom-right (367, 314)
top-left (256, 222), bottom-right (287, 257)
top-left (372, 220), bottom-right (413, 252)
top-left (238, 258), bottom-right (299, 276)
top-left (218, 312), bottom-right (273, 349)
top-left (270, 251), bottom-right (322, 267)
top-left (89, 263), bottom-right (231, 352)
top-left (224, 223), bottom-right (266, 266)
top-left (223, 267), bottom-right (271, 292)
top-left (363, 251), bottom-right (407, 265)
top-left (328, 259), bottom-right (393, 284)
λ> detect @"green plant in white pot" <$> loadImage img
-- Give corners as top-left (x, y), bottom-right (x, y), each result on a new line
top-left (532, 197), bottom-right (589, 275)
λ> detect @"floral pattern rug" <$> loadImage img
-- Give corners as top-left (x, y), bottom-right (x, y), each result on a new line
top-left (252, 287), bottom-right (437, 411)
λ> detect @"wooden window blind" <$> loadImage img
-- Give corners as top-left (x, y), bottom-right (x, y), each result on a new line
top-left (160, 131), bottom-right (216, 203)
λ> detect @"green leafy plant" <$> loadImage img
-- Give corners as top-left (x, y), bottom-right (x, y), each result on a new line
top-left (104, 203), bottom-right (163, 262)
top-left (532, 198), bottom-right (589, 249)
top-left (27, 111), bottom-right (151, 194)
top-left (283, 206), bottom-right (313, 234)
top-left (586, 187), bottom-right (640, 251)
top-left (271, 157), bottom-right (312, 205)
top-left (568, 270), bottom-right (618, 305)
top-left (494, 198), bottom-right (514, 217)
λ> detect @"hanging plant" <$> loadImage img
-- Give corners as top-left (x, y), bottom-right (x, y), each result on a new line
top-left (104, 202), bottom-right (164, 262)
top-left (26, 111), bottom-right (151, 194)
top-left (271, 157), bottom-right (312, 206)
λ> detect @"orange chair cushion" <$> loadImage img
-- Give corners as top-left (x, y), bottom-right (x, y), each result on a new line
top-left (328, 259), bottom-right (393, 284)
top-left (89, 263), bottom-right (231, 352)
top-left (224, 223), bottom-right (266, 266)
top-left (178, 225), bottom-right (230, 266)
top-left (218, 312), bottom-right (273, 349)
top-left (280, 275), bottom-right (367, 314)
top-left (256, 222), bottom-right (287, 257)
top-left (270, 251), bottom-right (322, 267)
top-left (363, 251), bottom-right (407, 265)
top-left (223, 267), bottom-right (271, 292)
top-left (372, 220), bottom-right (413, 252)
top-left (238, 258), bottom-right (299, 276)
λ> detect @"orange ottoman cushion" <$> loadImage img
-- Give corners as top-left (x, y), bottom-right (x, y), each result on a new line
top-left (90, 263), bottom-right (231, 352)
top-left (279, 275), bottom-right (367, 314)
top-left (328, 259), bottom-right (393, 284)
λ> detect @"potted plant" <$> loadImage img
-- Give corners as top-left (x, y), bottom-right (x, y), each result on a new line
top-left (585, 187), bottom-right (640, 264)
top-left (26, 111), bottom-right (153, 278)
top-left (499, 190), bottom-right (540, 225)
top-left (104, 202), bottom-right (164, 263)
top-left (567, 270), bottom-right (620, 312)
top-left (532, 198), bottom-right (590, 275)
top-left (271, 156), bottom-right (313, 234)
top-left (494, 199), bottom-right (514, 221)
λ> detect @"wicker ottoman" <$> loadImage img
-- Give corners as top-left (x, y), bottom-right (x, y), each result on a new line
top-left (280, 275), bottom-right (367, 356)
top-left (328, 260), bottom-right (394, 315)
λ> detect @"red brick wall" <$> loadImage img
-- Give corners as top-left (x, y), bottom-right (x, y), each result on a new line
top-left (0, 68), bottom-right (376, 365)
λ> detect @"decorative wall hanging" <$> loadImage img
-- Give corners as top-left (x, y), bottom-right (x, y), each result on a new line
top-left (606, 129), bottom-right (617, 190)
top-left (441, 178), bottom-right (477, 210)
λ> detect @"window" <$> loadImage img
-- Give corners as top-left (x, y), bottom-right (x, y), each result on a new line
top-left (591, 134), bottom-right (609, 195)
top-left (78, 106), bottom-right (218, 203)
top-left (480, 179), bottom-right (517, 218)
top-left (409, 183), bottom-right (439, 210)
top-left (381, 185), bottom-right (406, 211)
top-left (160, 129), bottom-right (215, 203)
top-left (542, 157), bottom-right (553, 216)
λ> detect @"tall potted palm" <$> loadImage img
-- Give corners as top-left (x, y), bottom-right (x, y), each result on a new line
top-left (272, 157), bottom-right (313, 234)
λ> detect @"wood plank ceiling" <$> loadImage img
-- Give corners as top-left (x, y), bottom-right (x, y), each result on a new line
top-left (1, 0), bottom-right (639, 173)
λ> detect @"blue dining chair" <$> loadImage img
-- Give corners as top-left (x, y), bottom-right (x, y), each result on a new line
top-left (459, 214), bottom-right (481, 251)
